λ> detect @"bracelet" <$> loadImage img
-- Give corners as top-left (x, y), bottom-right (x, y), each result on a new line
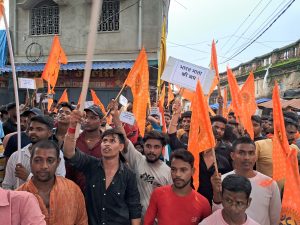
top-left (68, 127), bottom-right (76, 134)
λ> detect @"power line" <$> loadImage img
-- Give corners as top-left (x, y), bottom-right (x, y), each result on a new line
top-left (221, 0), bottom-right (295, 64)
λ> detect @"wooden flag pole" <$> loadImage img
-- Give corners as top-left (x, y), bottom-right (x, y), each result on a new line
top-left (2, 5), bottom-right (22, 185)
top-left (211, 148), bottom-right (219, 174)
top-left (103, 84), bottom-right (127, 118)
top-left (75, 0), bottom-right (103, 138)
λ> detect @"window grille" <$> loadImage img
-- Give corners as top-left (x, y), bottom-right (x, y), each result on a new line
top-left (31, 1), bottom-right (59, 36)
top-left (98, 0), bottom-right (120, 32)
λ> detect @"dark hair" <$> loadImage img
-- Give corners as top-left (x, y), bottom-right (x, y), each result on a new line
top-left (284, 117), bottom-right (298, 129)
top-left (222, 174), bottom-right (252, 199)
top-left (30, 115), bottom-right (54, 130)
top-left (102, 128), bottom-right (126, 145)
top-left (251, 115), bottom-right (262, 125)
top-left (283, 111), bottom-right (298, 123)
top-left (228, 112), bottom-right (236, 118)
top-left (6, 102), bottom-right (16, 111)
top-left (261, 115), bottom-right (270, 121)
top-left (211, 115), bottom-right (227, 125)
top-left (58, 102), bottom-right (74, 111)
top-left (232, 136), bottom-right (255, 152)
top-left (31, 140), bottom-right (60, 159)
top-left (143, 130), bottom-right (167, 147)
top-left (181, 111), bottom-right (192, 119)
top-left (170, 149), bottom-right (194, 168)
top-left (223, 125), bottom-right (238, 143)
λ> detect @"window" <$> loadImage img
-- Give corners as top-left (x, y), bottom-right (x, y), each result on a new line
top-left (31, 0), bottom-right (59, 36)
top-left (98, 0), bottom-right (120, 32)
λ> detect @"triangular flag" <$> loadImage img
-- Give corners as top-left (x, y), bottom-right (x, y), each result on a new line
top-left (157, 17), bottom-right (167, 90)
top-left (227, 66), bottom-right (241, 118)
top-left (124, 48), bottom-right (149, 137)
top-left (41, 35), bottom-right (67, 90)
top-left (90, 89), bottom-right (107, 114)
top-left (188, 80), bottom-right (216, 190)
top-left (208, 40), bottom-right (220, 97)
top-left (57, 89), bottom-right (69, 105)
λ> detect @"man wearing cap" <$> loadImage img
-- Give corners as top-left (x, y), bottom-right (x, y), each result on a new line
top-left (2, 102), bottom-right (17, 135)
top-left (2, 115), bottom-right (66, 190)
top-left (66, 105), bottom-right (104, 193)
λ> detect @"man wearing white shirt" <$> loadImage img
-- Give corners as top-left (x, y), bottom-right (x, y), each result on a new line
top-left (3, 115), bottom-right (65, 190)
top-left (211, 137), bottom-right (281, 225)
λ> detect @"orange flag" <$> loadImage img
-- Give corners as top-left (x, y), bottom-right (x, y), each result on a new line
top-left (41, 35), bottom-right (67, 90)
top-left (188, 80), bottom-right (216, 190)
top-left (208, 40), bottom-right (220, 97)
top-left (57, 89), bottom-right (69, 105)
top-left (167, 83), bottom-right (174, 107)
top-left (90, 89), bottom-right (107, 114)
top-left (272, 81), bottom-right (290, 181)
top-left (280, 148), bottom-right (300, 224)
top-left (124, 48), bottom-right (149, 137)
top-left (227, 66), bottom-right (241, 118)
top-left (178, 87), bottom-right (195, 102)
top-left (158, 84), bottom-right (167, 133)
top-left (239, 71), bottom-right (256, 139)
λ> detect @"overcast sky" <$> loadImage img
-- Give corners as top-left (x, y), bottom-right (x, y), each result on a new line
top-left (167, 0), bottom-right (300, 72)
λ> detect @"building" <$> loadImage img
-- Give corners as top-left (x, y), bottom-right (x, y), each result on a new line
top-left (210, 39), bottom-right (300, 104)
top-left (0, 0), bottom-right (170, 106)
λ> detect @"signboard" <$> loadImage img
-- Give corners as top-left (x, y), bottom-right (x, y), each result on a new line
top-left (161, 57), bottom-right (215, 94)
top-left (119, 111), bottom-right (135, 125)
top-left (18, 78), bottom-right (36, 89)
top-left (150, 107), bottom-right (160, 116)
top-left (119, 95), bottom-right (128, 107)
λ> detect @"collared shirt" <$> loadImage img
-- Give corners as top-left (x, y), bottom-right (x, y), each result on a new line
top-left (0, 188), bottom-right (46, 225)
top-left (18, 176), bottom-right (88, 225)
top-left (2, 144), bottom-right (66, 190)
top-left (66, 131), bottom-right (102, 193)
top-left (66, 149), bottom-right (142, 225)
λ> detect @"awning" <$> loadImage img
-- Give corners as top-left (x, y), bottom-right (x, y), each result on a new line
top-left (210, 98), bottom-right (271, 110)
top-left (258, 98), bottom-right (300, 109)
top-left (0, 60), bottom-right (158, 73)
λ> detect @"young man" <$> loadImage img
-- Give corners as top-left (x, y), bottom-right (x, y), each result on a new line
top-left (64, 109), bottom-right (142, 225)
top-left (144, 150), bottom-right (211, 225)
top-left (3, 115), bottom-right (65, 189)
top-left (211, 137), bottom-right (281, 225)
top-left (251, 115), bottom-right (266, 142)
top-left (0, 187), bottom-right (46, 225)
top-left (18, 140), bottom-right (88, 225)
top-left (199, 174), bottom-right (259, 225)
top-left (2, 102), bottom-right (17, 135)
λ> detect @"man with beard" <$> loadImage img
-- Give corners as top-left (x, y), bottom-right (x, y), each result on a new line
top-left (251, 115), bottom-right (266, 142)
top-left (2, 115), bottom-right (65, 189)
top-left (110, 102), bottom-right (172, 217)
top-left (144, 150), bottom-right (211, 225)
top-left (65, 105), bottom-right (103, 193)
top-left (3, 103), bottom-right (17, 135)
top-left (18, 140), bottom-right (88, 225)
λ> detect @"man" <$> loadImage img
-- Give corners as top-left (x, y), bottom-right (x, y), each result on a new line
top-left (18, 140), bottom-right (88, 225)
top-left (0, 105), bottom-right (9, 123)
top-left (164, 112), bottom-right (171, 129)
top-left (64, 108), bottom-right (141, 225)
top-left (3, 115), bottom-right (65, 189)
top-left (261, 115), bottom-right (270, 136)
top-left (255, 117), bottom-right (299, 191)
top-left (3, 102), bottom-right (17, 135)
top-left (0, 187), bottom-right (46, 225)
top-left (251, 115), bottom-right (266, 142)
top-left (178, 111), bottom-right (191, 143)
top-left (199, 174), bottom-right (259, 225)
top-left (110, 102), bottom-right (172, 217)
top-left (144, 150), bottom-right (211, 225)
top-left (66, 105), bottom-right (103, 193)
top-left (211, 137), bottom-right (281, 225)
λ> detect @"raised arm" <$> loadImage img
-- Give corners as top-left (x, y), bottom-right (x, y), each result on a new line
top-left (167, 99), bottom-right (182, 135)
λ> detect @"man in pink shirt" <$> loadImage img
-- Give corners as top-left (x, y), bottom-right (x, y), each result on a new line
top-left (0, 187), bottom-right (46, 225)
top-left (199, 174), bottom-right (259, 225)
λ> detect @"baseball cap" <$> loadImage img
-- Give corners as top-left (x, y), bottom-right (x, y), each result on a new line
top-left (21, 107), bottom-right (44, 117)
top-left (84, 105), bottom-right (104, 118)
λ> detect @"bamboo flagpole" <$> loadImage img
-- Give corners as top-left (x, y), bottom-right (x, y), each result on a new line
top-left (75, 0), bottom-right (104, 138)
top-left (1, 4), bottom-right (22, 185)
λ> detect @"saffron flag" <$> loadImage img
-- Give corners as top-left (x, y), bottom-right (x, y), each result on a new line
top-left (158, 84), bottom-right (167, 133)
top-left (124, 48), bottom-right (149, 137)
top-left (167, 83), bottom-right (174, 107)
top-left (157, 17), bottom-right (167, 90)
top-left (227, 66), bottom-right (241, 118)
top-left (188, 80), bottom-right (216, 190)
top-left (272, 81), bottom-right (290, 181)
top-left (57, 89), bottom-right (69, 105)
top-left (280, 148), bottom-right (300, 224)
top-left (90, 89), bottom-right (107, 114)
top-left (239, 72), bottom-right (256, 139)
top-left (41, 35), bottom-right (67, 90)
top-left (208, 40), bottom-right (220, 97)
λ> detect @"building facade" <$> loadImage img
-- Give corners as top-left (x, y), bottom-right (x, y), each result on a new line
top-left (210, 39), bottom-right (300, 104)
top-left (1, 0), bottom-right (170, 105)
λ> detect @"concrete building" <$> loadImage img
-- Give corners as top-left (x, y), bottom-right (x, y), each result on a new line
top-left (210, 39), bottom-right (300, 104)
top-left (1, 0), bottom-right (170, 105)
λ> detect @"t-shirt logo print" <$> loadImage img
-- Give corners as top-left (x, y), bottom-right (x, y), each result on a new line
top-left (140, 173), bottom-right (161, 188)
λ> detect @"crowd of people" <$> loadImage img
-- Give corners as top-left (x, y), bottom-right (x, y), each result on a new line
top-left (0, 96), bottom-right (299, 225)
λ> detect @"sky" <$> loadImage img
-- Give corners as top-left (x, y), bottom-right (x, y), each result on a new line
top-left (167, 0), bottom-right (300, 73)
